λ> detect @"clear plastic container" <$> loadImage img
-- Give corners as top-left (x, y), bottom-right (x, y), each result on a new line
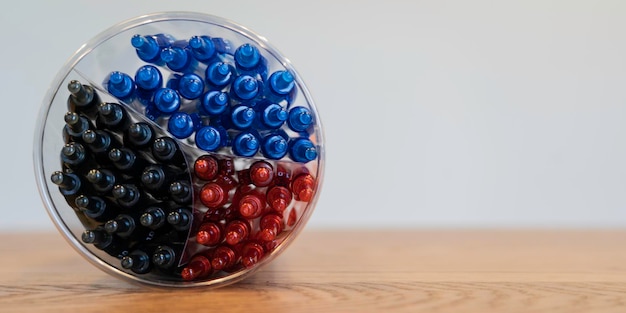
top-left (33, 12), bottom-right (324, 288)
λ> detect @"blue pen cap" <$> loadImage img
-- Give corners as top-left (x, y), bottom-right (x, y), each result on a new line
top-left (289, 137), bottom-right (317, 163)
top-left (260, 103), bottom-right (288, 129)
top-left (269, 71), bottom-right (295, 96)
top-left (131, 35), bottom-right (161, 63)
top-left (153, 88), bottom-right (181, 114)
top-left (189, 35), bottom-right (216, 62)
top-left (205, 61), bottom-right (234, 88)
top-left (201, 91), bottom-right (229, 115)
top-left (231, 75), bottom-right (259, 101)
top-left (230, 105), bottom-right (255, 130)
top-left (234, 44), bottom-right (261, 70)
top-left (177, 73), bottom-right (204, 100)
top-left (232, 131), bottom-right (259, 157)
top-left (135, 65), bottom-right (162, 91)
top-left (261, 133), bottom-right (288, 160)
top-left (167, 112), bottom-right (196, 139)
top-left (161, 46), bottom-right (192, 72)
top-left (107, 71), bottom-right (135, 99)
top-left (287, 106), bottom-right (313, 133)
top-left (195, 126), bottom-right (222, 151)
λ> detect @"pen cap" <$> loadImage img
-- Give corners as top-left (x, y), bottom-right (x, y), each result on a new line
top-left (34, 12), bottom-right (325, 288)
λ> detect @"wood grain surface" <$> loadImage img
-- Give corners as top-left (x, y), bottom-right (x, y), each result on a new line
top-left (0, 230), bottom-right (624, 312)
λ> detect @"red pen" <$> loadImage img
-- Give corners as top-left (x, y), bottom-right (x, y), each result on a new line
top-left (241, 241), bottom-right (265, 268)
top-left (194, 155), bottom-right (219, 181)
top-left (211, 245), bottom-right (239, 272)
top-left (181, 252), bottom-right (213, 281)
top-left (196, 221), bottom-right (223, 246)
top-left (291, 173), bottom-right (315, 202)
top-left (224, 219), bottom-right (251, 246)
top-left (249, 160), bottom-right (274, 187)
top-left (238, 189), bottom-right (267, 219)
top-left (199, 175), bottom-right (236, 208)
top-left (258, 213), bottom-right (283, 242)
top-left (266, 185), bottom-right (292, 213)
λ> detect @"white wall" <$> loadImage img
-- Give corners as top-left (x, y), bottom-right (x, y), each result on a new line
top-left (2, 0), bottom-right (626, 230)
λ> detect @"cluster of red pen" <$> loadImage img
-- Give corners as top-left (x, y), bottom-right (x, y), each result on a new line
top-left (180, 154), bottom-right (316, 281)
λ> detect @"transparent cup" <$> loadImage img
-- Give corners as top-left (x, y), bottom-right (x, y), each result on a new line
top-left (33, 12), bottom-right (324, 287)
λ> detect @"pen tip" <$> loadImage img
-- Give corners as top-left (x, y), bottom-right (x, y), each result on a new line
top-left (139, 213), bottom-right (153, 227)
top-left (75, 195), bottom-right (89, 208)
top-left (50, 171), bottom-right (64, 185)
top-left (67, 80), bottom-right (82, 94)
top-left (61, 143), bottom-right (76, 157)
top-left (64, 112), bottom-right (79, 125)
top-left (108, 149), bottom-right (122, 162)
top-left (121, 256), bottom-right (134, 269)
top-left (104, 220), bottom-right (118, 233)
top-left (112, 185), bottom-right (126, 198)
top-left (167, 212), bottom-right (181, 225)
top-left (82, 130), bottom-right (96, 143)
top-left (86, 169), bottom-right (101, 183)
top-left (99, 103), bottom-right (113, 115)
top-left (81, 230), bottom-right (96, 243)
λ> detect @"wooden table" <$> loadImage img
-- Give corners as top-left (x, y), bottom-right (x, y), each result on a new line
top-left (0, 230), bottom-right (624, 312)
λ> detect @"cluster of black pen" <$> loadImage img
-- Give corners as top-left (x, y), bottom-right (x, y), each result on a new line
top-left (50, 79), bottom-right (193, 278)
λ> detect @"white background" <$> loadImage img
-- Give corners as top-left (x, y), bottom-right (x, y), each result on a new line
top-left (2, 0), bottom-right (626, 231)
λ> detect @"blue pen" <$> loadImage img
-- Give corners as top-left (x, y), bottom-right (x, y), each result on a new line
top-left (161, 41), bottom-right (195, 73)
top-left (135, 65), bottom-right (162, 91)
top-left (266, 70), bottom-right (296, 104)
top-left (153, 88), bottom-right (181, 114)
top-left (257, 101), bottom-right (288, 129)
top-left (261, 132), bottom-right (289, 160)
top-left (287, 106), bottom-right (313, 133)
top-left (234, 44), bottom-right (268, 80)
top-left (195, 125), bottom-right (226, 151)
top-left (131, 34), bottom-right (173, 64)
top-left (232, 131), bottom-right (259, 157)
top-left (227, 105), bottom-right (256, 130)
top-left (177, 73), bottom-right (204, 100)
top-left (189, 35), bottom-right (217, 63)
top-left (167, 112), bottom-right (199, 139)
top-left (230, 75), bottom-right (261, 102)
top-left (205, 61), bottom-right (235, 89)
top-left (134, 65), bottom-right (163, 104)
top-left (106, 71), bottom-right (135, 100)
top-left (200, 91), bottom-right (229, 116)
top-left (289, 137), bottom-right (317, 163)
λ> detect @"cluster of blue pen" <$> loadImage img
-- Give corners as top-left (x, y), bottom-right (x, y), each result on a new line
top-left (104, 33), bottom-right (317, 163)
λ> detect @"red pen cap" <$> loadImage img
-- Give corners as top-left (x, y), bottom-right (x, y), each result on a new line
top-left (181, 254), bottom-right (212, 281)
top-left (196, 222), bottom-right (223, 246)
top-left (238, 190), bottom-right (266, 219)
top-left (241, 242), bottom-right (265, 268)
top-left (249, 160), bottom-right (274, 187)
top-left (291, 173), bottom-right (315, 202)
top-left (224, 219), bottom-right (250, 246)
top-left (194, 155), bottom-right (219, 181)
top-left (200, 183), bottom-right (227, 208)
top-left (266, 186), bottom-right (292, 213)
top-left (211, 245), bottom-right (238, 271)
top-left (258, 213), bottom-right (283, 242)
